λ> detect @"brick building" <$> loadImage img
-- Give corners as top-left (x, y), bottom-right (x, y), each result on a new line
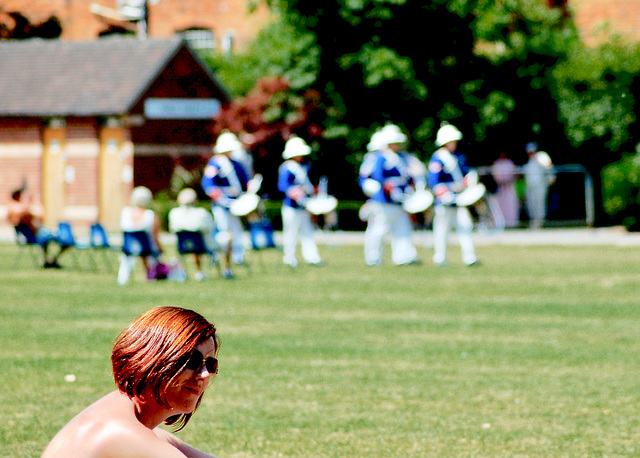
top-left (0, 37), bottom-right (228, 230)
top-left (0, 0), bottom-right (270, 52)
top-left (571, 0), bottom-right (640, 45)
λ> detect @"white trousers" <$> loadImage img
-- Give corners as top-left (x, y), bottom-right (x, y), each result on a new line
top-left (213, 206), bottom-right (245, 263)
top-left (432, 205), bottom-right (477, 265)
top-left (364, 201), bottom-right (417, 266)
top-left (526, 183), bottom-right (549, 227)
top-left (281, 206), bottom-right (321, 266)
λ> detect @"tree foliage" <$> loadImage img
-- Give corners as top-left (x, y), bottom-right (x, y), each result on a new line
top-left (551, 39), bottom-right (640, 159)
top-left (255, 0), bottom-right (581, 164)
top-left (0, 12), bottom-right (62, 39)
top-left (602, 150), bottom-right (640, 230)
top-left (213, 0), bottom-right (640, 218)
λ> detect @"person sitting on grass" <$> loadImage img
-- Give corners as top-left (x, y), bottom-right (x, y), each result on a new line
top-left (7, 187), bottom-right (68, 268)
top-left (42, 306), bottom-right (221, 458)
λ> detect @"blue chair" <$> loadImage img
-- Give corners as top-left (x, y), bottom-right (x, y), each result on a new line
top-left (247, 218), bottom-right (279, 270)
top-left (118, 231), bottom-right (161, 285)
top-left (176, 230), bottom-right (219, 279)
top-left (13, 224), bottom-right (45, 267)
top-left (122, 230), bottom-right (160, 257)
top-left (176, 230), bottom-right (211, 255)
top-left (57, 221), bottom-right (94, 270)
top-left (249, 218), bottom-right (277, 250)
top-left (89, 223), bottom-right (119, 272)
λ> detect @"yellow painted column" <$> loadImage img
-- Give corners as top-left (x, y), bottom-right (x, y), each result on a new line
top-left (41, 119), bottom-right (67, 228)
top-left (98, 118), bottom-right (133, 230)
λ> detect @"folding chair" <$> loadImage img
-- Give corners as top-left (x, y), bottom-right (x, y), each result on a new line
top-left (176, 230), bottom-right (219, 280)
top-left (13, 224), bottom-right (45, 268)
top-left (118, 230), bottom-right (161, 285)
top-left (247, 218), bottom-right (279, 270)
top-left (56, 221), bottom-right (95, 270)
top-left (89, 223), bottom-right (119, 273)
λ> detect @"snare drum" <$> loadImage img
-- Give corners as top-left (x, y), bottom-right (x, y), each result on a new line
top-left (230, 193), bottom-right (260, 216)
top-left (456, 183), bottom-right (486, 207)
top-left (402, 189), bottom-right (434, 214)
top-left (305, 195), bottom-right (338, 215)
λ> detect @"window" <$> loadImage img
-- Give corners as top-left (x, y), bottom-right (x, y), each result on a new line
top-left (180, 28), bottom-right (215, 52)
top-left (221, 30), bottom-right (235, 55)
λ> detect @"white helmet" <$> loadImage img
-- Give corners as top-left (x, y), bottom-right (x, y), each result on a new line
top-left (377, 123), bottom-right (407, 147)
top-left (435, 124), bottom-right (462, 147)
top-left (282, 136), bottom-right (311, 159)
top-left (367, 129), bottom-right (384, 152)
top-left (213, 131), bottom-right (242, 154)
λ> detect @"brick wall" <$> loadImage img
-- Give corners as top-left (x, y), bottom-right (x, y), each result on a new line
top-left (0, 118), bottom-right (42, 205)
top-left (0, 0), bottom-right (270, 51)
top-left (571, 0), bottom-right (640, 45)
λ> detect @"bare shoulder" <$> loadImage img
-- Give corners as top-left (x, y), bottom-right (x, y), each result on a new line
top-left (91, 423), bottom-right (188, 457)
top-left (154, 428), bottom-right (218, 458)
top-left (42, 392), bottom-right (184, 458)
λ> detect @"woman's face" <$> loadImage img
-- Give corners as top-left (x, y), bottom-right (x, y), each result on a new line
top-left (164, 337), bottom-right (217, 414)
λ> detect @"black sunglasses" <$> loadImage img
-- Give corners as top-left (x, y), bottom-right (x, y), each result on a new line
top-left (185, 349), bottom-right (218, 374)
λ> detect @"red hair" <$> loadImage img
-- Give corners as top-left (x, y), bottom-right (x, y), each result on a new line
top-left (111, 306), bottom-right (219, 430)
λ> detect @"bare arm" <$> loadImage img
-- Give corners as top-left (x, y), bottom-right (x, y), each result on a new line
top-left (152, 213), bottom-right (164, 253)
top-left (155, 428), bottom-right (217, 458)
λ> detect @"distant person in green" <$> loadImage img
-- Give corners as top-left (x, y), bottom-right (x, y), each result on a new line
top-left (42, 306), bottom-right (221, 458)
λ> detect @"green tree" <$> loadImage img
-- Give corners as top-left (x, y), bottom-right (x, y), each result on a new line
top-left (257, 1), bottom-right (579, 159)
top-left (213, 1), bottom-right (640, 222)
top-left (234, 0), bottom-right (583, 198)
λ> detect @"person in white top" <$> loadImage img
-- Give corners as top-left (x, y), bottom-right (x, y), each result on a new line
top-left (169, 188), bottom-right (221, 281)
top-left (118, 186), bottom-right (163, 284)
top-left (522, 142), bottom-right (555, 228)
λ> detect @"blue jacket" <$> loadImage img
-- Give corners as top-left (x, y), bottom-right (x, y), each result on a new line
top-left (427, 148), bottom-right (470, 206)
top-left (359, 149), bottom-right (420, 205)
top-left (278, 160), bottom-right (315, 209)
top-left (201, 155), bottom-right (249, 209)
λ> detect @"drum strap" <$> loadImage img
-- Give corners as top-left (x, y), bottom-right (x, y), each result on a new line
top-left (288, 161), bottom-right (315, 196)
top-left (437, 148), bottom-right (465, 188)
top-left (216, 155), bottom-right (243, 196)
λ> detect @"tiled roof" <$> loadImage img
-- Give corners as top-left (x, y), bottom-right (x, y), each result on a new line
top-left (0, 36), bottom-right (211, 116)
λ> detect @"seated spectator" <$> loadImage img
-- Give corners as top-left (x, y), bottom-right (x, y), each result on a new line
top-left (7, 187), bottom-right (68, 268)
top-left (118, 186), bottom-right (163, 283)
top-left (169, 188), bottom-right (225, 281)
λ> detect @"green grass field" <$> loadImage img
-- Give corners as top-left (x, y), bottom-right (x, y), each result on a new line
top-left (1, 239), bottom-right (639, 457)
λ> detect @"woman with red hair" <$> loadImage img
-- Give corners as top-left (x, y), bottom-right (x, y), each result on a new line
top-left (43, 306), bottom-right (220, 457)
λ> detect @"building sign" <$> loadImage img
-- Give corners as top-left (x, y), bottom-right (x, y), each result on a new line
top-left (144, 98), bottom-right (221, 120)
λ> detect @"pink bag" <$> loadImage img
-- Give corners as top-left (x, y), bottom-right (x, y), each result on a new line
top-left (147, 261), bottom-right (170, 280)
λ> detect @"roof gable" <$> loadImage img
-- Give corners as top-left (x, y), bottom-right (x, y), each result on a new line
top-left (0, 36), bottom-right (226, 117)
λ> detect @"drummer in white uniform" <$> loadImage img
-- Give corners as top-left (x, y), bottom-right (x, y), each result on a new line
top-left (201, 131), bottom-right (250, 277)
top-left (358, 123), bottom-right (421, 266)
top-left (277, 136), bottom-right (324, 267)
top-left (427, 123), bottom-right (479, 267)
